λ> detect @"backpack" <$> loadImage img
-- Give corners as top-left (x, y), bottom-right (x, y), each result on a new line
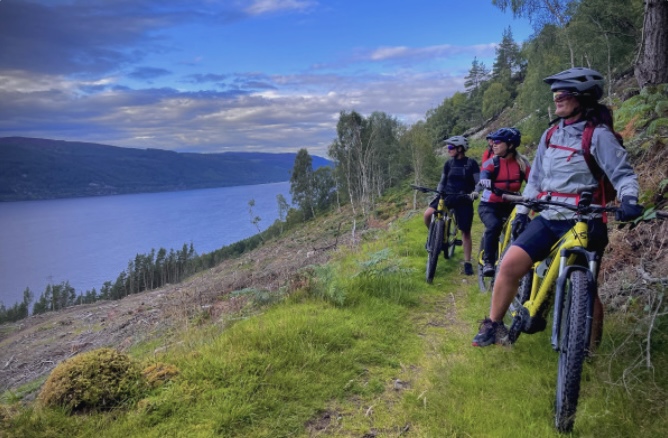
top-left (545, 121), bottom-right (623, 205)
top-left (444, 157), bottom-right (478, 192)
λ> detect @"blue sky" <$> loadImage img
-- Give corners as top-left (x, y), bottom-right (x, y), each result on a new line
top-left (0, 0), bottom-right (533, 157)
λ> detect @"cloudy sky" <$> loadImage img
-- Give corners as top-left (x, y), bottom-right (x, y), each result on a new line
top-left (0, 0), bottom-right (532, 157)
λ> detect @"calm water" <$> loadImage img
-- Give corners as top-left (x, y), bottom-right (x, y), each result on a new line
top-left (0, 182), bottom-right (291, 309)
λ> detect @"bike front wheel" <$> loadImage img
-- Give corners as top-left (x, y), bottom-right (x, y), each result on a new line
top-left (555, 269), bottom-right (591, 433)
top-left (426, 219), bottom-right (445, 283)
top-left (443, 216), bottom-right (457, 259)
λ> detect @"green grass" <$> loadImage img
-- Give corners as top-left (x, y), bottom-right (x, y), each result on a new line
top-left (2, 197), bottom-right (667, 437)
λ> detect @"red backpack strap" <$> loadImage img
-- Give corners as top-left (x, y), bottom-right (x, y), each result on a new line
top-left (545, 124), bottom-right (559, 145)
top-left (580, 121), bottom-right (603, 179)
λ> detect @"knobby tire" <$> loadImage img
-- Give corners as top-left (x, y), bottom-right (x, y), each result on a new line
top-left (555, 269), bottom-right (590, 433)
top-left (426, 219), bottom-right (444, 283)
top-left (444, 216), bottom-right (457, 259)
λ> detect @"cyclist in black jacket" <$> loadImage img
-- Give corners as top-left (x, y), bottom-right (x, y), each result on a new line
top-left (423, 135), bottom-right (480, 275)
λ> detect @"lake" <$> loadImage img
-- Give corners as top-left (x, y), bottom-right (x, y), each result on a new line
top-left (0, 182), bottom-right (291, 310)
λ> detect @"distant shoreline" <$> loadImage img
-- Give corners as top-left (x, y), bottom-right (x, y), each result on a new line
top-left (0, 136), bottom-right (331, 203)
top-left (0, 180), bottom-right (291, 203)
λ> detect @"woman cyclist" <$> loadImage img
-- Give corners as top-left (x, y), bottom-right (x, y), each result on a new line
top-left (478, 127), bottom-right (531, 277)
top-left (482, 134), bottom-right (495, 162)
top-left (472, 67), bottom-right (643, 347)
top-left (423, 135), bottom-right (480, 276)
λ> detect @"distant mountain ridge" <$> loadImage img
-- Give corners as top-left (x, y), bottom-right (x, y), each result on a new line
top-left (0, 137), bottom-right (331, 201)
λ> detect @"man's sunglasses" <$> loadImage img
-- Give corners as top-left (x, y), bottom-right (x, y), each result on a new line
top-left (553, 90), bottom-right (579, 102)
top-left (447, 145), bottom-right (457, 150)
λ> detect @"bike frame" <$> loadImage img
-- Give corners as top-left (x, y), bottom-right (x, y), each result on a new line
top-left (477, 206), bottom-right (520, 292)
top-left (432, 195), bottom-right (459, 258)
top-left (503, 195), bottom-right (665, 432)
top-left (498, 207), bottom-right (518, 260)
top-left (433, 196), bottom-right (459, 228)
top-left (434, 197), bottom-right (446, 222)
top-left (412, 185), bottom-right (465, 283)
top-left (519, 219), bottom-right (599, 350)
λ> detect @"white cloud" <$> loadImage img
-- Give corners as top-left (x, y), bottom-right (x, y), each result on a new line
top-left (245, 0), bottom-right (316, 15)
top-left (367, 43), bottom-right (497, 63)
top-left (0, 1), bottom-right (510, 158)
top-left (0, 66), bottom-right (466, 157)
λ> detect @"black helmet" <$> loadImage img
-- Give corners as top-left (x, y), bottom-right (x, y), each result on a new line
top-left (489, 127), bottom-right (521, 147)
top-left (543, 67), bottom-right (604, 101)
top-left (444, 135), bottom-right (469, 151)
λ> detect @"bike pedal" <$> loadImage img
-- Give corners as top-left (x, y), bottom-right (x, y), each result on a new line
top-left (454, 239), bottom-right (463, 246)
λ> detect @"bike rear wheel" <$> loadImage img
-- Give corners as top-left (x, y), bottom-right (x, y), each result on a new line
top-left (426, 219), bottom-right (444, 283)
top-left (443, 216), bottom-right (457, 259)
top-left (555, 269), bottom-right (590, 433)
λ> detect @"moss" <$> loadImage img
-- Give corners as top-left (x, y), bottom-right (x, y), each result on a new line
top-left (141, 362), bottom-right (180, 389)
top-left (38, 348), bottom-right (146, 413)
top-left (647, 117), bottom-right (668, 136)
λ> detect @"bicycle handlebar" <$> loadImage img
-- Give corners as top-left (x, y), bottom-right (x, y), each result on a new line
top-left (501, 193), bottom-right (618, 215)
top-left (411, 185), bottom-right (471, 199)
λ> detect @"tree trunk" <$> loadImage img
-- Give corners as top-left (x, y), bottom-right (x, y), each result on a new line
top-left (634, 0), bottom-right (668, 88)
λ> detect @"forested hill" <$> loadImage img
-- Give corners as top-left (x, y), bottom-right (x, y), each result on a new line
top-left (0, 137), bottom-right (331, 201)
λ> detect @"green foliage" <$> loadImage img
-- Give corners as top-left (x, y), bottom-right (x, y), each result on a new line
top-left (230, 287), bottom-right (285, 307)
top-left (302, 264), bottom-right (347, 306)
top-left (647, 118), bottom-right (668, 136)
top-left (0, 288), bottom-right (31, 323)
top-left (289, 148), bottom-right (317, 219)
top-left (3, 195), bottom-right (668, 437)
top-left (32, 282), bottom-right (76, 315)
top-left (482, 82), bottom-right (511, 119)
top-left (38, 348), bottom-right (146, 413)
top-left (616, 84), bottom-right (668, 138)
top-left (424, 91), bottom-right (473, 142)
top-left (464, 56), bottom-right (490, 92)
top-left (401, 121), bottom-right (440, 187)
top-left (329, 110), bottom-right (409, 216)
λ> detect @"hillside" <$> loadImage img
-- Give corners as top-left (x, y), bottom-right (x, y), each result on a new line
top-left (0, 137), bottom-right (331, 201)
top-left (1, 186), bottom-right (667, 436)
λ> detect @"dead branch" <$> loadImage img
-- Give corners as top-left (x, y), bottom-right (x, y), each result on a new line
top-left (635, 266), bottom-right (668, 284)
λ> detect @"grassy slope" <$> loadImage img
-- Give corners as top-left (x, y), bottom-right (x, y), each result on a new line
top-left (2, 189), bottom-right (667, 437)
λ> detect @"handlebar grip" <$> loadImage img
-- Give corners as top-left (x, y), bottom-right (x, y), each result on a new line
top-left (502, 194), bottom-right (526, 203)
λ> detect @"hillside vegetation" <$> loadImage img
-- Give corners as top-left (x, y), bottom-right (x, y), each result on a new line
top-left (0, 137), bottom-right (330, 201)
top-left (1, 186), bottom-right (666, 437)
top-left (2, 0), bottom-right (668, 434)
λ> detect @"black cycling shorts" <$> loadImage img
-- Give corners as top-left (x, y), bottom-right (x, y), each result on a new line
top-left (513, 215), bottom-right (608, 263)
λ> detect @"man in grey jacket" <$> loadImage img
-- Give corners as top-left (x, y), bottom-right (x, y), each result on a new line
top-left (472, 67), bottom-right (643, 347)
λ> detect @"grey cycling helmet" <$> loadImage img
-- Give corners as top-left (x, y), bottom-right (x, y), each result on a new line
top-left (543, 67), bottom-right (604, 101)
top-left (444, 135), bottom-right (469, 151)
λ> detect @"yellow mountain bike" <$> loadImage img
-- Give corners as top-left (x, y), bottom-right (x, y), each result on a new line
top-left (476, 202), bottom-right (531, 293)
top-left (412, 185), bottom-right (464, 284)
top-left (502, 192), bottom-right (621, 432)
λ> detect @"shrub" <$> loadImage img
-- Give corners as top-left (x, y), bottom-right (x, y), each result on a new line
top-left (38, 348), bottom-right (146, 413)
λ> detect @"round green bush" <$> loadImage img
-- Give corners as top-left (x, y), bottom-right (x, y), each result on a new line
top-left (39, 348), bottom-right (146, 413)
